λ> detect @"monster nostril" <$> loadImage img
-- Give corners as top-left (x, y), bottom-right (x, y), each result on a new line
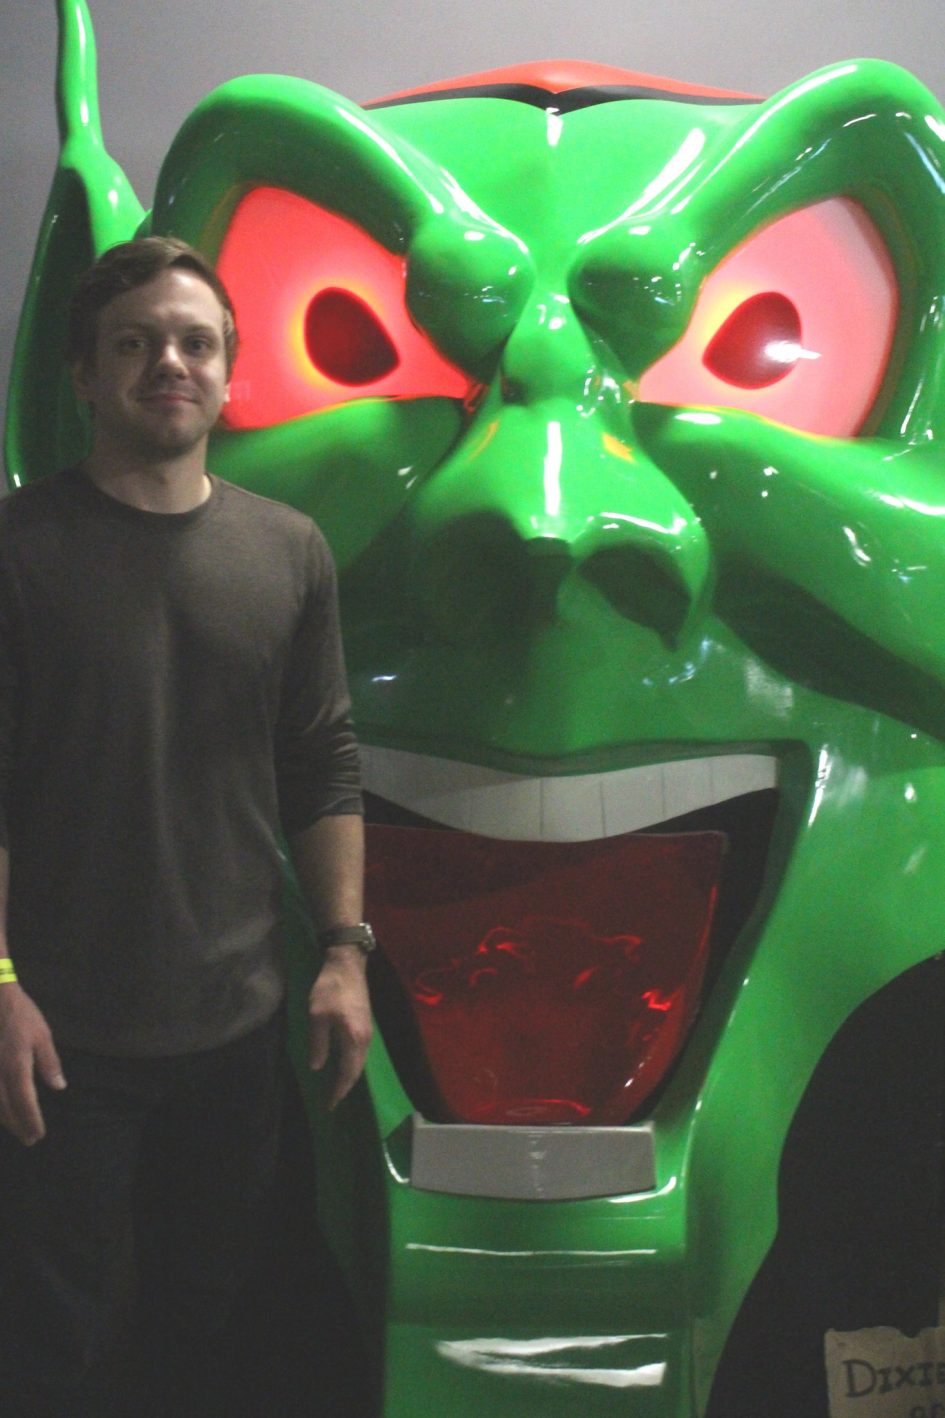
top-left (580, 546), bottom-right (693, 643)
top-left (416, 523), bottom-right (579, 644)
top-left (417, 518), bottom-right (528, 644)
top-left (414, 515), bottom-right (700, 646)
top-left (523, 538), bottom-right (573, 621)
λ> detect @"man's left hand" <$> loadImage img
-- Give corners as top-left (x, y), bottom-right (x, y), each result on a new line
top-left (308, 946), bottom-right (372, 1108)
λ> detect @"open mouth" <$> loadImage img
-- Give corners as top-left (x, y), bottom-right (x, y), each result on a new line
top-left (362, 748), bottom-right (778, 1127)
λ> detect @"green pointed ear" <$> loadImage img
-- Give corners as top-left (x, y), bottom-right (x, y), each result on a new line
top-left (4, 0), bottom-right (144, 488)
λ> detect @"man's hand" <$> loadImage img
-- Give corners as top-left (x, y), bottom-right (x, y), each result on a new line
top-left (308, 946), bottom-right (372, 1109)
top-left (0, 984), bottom-right (66, 1145)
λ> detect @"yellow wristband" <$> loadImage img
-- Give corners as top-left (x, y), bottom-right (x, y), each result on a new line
top-left (0, 958), bottom-right (17, 985)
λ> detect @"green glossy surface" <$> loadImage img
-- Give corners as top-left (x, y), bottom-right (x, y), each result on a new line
top-left (7, 10), bottom-right (945, 1414)
top-left (5, 1), bottom-right (143, 487)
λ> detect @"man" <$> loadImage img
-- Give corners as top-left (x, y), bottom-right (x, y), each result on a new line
top-left (0, 237), bottom-right (372, 1416)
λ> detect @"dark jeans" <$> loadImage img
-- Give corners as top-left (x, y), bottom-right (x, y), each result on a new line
top-left (0, 1011), bottom-right (286, 1418)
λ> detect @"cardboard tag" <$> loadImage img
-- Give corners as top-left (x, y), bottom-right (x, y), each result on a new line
top-left (825, 1326), bottom-right (945, 1418)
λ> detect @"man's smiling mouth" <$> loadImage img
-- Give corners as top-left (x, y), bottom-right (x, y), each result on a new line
top-left (361, 748), bottom-right (779, 1131)
top-left (141, 391), bottom-right (197, 404)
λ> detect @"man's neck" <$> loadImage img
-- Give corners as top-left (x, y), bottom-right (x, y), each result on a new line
top-left (81, 447), bottom-right (212, 514)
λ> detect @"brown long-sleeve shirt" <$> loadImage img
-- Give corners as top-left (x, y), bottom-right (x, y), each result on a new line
top-left (0, 468), bottom-right (361, 1055)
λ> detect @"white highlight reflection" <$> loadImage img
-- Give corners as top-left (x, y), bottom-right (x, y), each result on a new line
top-left (437, 1334), bottom-right (667, 1389)
top-left (544, 421), bottom-right (563, 518)
top-left (808, 747), bottom-right (831, 825)
top-left (407, 1245), bottom-right (656, 1258)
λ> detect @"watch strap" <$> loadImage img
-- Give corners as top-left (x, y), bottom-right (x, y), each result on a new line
top-left (318, 922), bottom-right (376, 954)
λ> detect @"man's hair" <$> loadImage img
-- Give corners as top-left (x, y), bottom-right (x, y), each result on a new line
top-left (67, 236), bottom-right (238, 373)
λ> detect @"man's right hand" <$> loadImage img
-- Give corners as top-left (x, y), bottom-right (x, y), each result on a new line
top-left (0, 984), bottom-right (66, 1145)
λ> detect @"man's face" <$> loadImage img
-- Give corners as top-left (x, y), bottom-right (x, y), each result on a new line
top-left (72, 267), bottom-right (230, 462)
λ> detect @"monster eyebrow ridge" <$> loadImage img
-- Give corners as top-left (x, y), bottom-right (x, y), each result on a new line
top-left (151, 76), bottom-right (535, 375)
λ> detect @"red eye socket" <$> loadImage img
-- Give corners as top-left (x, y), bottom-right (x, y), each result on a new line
top-left (639, 198), bottom-right (898, 437)
top-left (703, 291), bottom-right (802, 389)
top-left (305, 288), bottom-right (399, 385)
top-left (216, 187), bottom-right (472, 430)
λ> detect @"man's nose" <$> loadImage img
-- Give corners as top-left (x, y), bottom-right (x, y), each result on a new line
top-left (152, 338), bottom-right (187, 376)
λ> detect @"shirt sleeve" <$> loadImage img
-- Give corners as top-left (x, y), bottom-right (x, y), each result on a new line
top-left (0, 542), bottom-right (21, 852)
top-left (274, 523), bottom-right (363, 836)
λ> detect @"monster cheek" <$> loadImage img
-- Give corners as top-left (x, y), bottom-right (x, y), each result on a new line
top-left (216, 186), bottom-right (475, 429)
top-left (638, 198), bottom-right (897, 437)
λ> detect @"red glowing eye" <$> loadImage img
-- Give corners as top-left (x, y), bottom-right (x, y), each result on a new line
top-left (639, 197), bottom-right (898, 437)
top-left (703, 291), bottom-right (802, 389)
top-left (305, 288), bottom-right (400, 385)
top-left (216, 186), bottom-right (472, 429)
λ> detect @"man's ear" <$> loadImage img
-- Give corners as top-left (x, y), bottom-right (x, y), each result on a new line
top-left (70, 360), bottom-right (95, 406)
top-left (4, 0), bottom-right (142, 488)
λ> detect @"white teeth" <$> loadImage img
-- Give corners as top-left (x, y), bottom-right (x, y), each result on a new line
top-left (360, 746), bottom-right (778, 841)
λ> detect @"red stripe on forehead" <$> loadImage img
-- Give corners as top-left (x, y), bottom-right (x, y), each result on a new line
top-left (368, 60), bottom-right (760, 108)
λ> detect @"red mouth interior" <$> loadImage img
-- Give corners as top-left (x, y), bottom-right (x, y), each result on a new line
top-left (366, 824), bottom-right (726, 1125)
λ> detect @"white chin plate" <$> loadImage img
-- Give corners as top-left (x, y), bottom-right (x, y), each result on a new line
top-left (409, 1114), bottom-right (658, 1201)
top-left (360, 745), bottom-right (778, 840)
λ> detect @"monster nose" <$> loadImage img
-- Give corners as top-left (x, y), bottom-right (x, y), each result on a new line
top-left (407, 397), bottom-right (710, 647)
top-left (497, 293), bottom-right (602, 406)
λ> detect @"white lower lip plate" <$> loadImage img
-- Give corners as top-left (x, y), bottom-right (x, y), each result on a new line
top-left (360, 747), bottom-right (778, 842)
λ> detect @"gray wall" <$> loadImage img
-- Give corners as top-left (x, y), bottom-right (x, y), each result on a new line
top-left (5, 0), bottom-right (945, 443)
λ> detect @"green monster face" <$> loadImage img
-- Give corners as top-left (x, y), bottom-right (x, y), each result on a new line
top-left (9, 9), bottom-right (945, 1416)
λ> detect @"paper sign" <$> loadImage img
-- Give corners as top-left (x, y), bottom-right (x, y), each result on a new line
top-left (825, 1326), bottom-right (945, 1418)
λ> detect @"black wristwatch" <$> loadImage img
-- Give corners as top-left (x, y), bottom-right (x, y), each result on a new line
top-left (318, 922), bottom-right (377, 955)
